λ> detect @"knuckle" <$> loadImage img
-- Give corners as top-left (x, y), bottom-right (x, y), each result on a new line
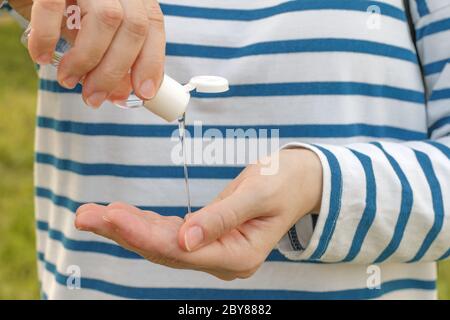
top-left (96, 5), bottom-right (124, 29)
top-left (123, 14), bottom-right (149, 37)
top-left (32, 32), bottom-right (59, 46)
top-left (146, 4), bottom-right (164, 27)
top-left (219, 206), bottom-right (240, 234)
top-left (216, 211), bottom-right (227, 235)
top-left (69, 52), bottom-right (100, 73)
top-left (77, 203), bottom-right (99, 212)
top-left (37, 0), bottom-right (65, 13)
top-left (107, 202), bottom-right (129, 210)
top-left (101, 67), bottom-right (127, 84)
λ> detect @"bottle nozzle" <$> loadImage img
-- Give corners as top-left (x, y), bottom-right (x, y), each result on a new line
top-left (20, 24), bottom-right (230, 121)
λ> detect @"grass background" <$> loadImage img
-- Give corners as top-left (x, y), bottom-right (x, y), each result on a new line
top-left (0, 15), bottom-right (449, 300)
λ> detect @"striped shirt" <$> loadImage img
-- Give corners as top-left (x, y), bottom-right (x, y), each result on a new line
top-left (5, 0), bottom-right (450, 299)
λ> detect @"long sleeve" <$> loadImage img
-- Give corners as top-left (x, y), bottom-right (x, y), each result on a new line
top-left (278, 0), bottom-right (450, 264)
top-left (0, 1), bottom-right (28, 28)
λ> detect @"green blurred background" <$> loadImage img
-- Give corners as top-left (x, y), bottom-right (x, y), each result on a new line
top-left (0, 15), bottom-right (449, 300)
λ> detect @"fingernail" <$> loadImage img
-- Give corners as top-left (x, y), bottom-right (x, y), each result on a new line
top-left (61, 76), bottom-right (80, 89)
top-left (184, 226), bottom-right (204, 252)
top-left (140, 79), bottom-right (155, 100)
top-left (75, 221), bottom-right (86, 231)
top-left (36, 53), bottom-right (52, 65)
top-left (86, 92), bottom-right (108, 108)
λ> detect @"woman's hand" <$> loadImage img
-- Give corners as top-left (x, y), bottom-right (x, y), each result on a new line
top-left (75, 149), bottom-right (323, 280)
top-left (11, 0), bottom-right (165, 107)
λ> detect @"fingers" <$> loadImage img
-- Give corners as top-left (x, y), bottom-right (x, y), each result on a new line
top-left (101, 207), bottom-right (154, 250)
top-left (81, 0), bottom-right (151, 107)
top-left (75, 202), bottom-right (158, 255)
top-left (75, 202), bottom-right (263, 278)
top-left (93, 205), bottom-right (195, 267)
top-left (101, 208), bottom-right (241, 273)
top-left (107, 74), bottom-right (133, 103)
top-left (76, 202), bottom-right (147, 234)
top-left (57, 0), bottom-right (124, 93)
top-left (75, 203), bottom-right (118, 240)
top-left (28, 0), bottom-right (66, 64)
top-left (178, 186), bottom-right (266, 252)
top-left (31, 0), bottom-right (165, 107)
top-left (131, 0), bottom-right (165, 100)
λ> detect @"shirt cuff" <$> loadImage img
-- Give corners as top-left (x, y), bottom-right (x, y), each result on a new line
top-left (277, 142), bottom-right (368, 262)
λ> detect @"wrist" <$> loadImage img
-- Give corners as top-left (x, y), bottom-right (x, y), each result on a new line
top-left (280, 148), bottom-right (323, 218)
top-left (300, 149), bottom-right (323, 214)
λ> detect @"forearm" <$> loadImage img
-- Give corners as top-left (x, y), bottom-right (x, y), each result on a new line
top-left (278, 137), bottom-right (450, 264)
top-left (279, 1), bottom-right (450, 265)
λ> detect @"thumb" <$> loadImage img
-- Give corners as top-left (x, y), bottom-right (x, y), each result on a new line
top-left (178, 190), bottom-right (263, 252)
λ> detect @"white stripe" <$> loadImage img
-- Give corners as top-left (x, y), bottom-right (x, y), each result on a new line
top-left (164, 10), bottom-right (412, 49)
top-left (35, 165), bottom-right (230, 207)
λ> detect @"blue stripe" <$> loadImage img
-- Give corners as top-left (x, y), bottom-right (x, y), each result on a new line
top-left (426, 141), bottom-right (450, 159)
top-left (416, 18), bottom-right (450, 41)
top-left (440, 249), bottom-right (450, 260)
top-left (36, 152), bottom-right (243, 179)
top-left (415, 0), bottom-right (430, 17)
top-left (40, 79), bottom-right (424, 104)
top-left (343, 150), bottom-right (377, 262)
top-left (160, 1), bottom-right (405, 22)
top-left (309, 146), bottom-right (343, 261)
top-left (36, 186), bottom-right (197, 216)
top-left (409, 151), bottom-right (445, 262)
top-left (372, 143), bottom-right (414, 264)
top-left (423, 58), bottom-right (450, 76)
top-left (37, 116), bottom-right (427, 141)
top-left (38, 220), bottom-right (140, 259)
top-left (429, 88), bottom-right (450, 101)
top-left (35, 40), bottom-right (420, 64)
top-left (40, 78), bottom-right (82, 94)
top-left (166, 39), bottom-right (418, 63)
top-left (35, 187), bottom-right (305, 263)
top-left (193, 82), bottom-right (425, 104)
top-left (37, 252), bottom-right (436, 299)
top-left (429, 117), bottom-right (450, 136)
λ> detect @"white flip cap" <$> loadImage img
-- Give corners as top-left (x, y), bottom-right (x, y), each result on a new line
top-left (187, 76), bottom-right (230, 93)
top-left (143, 74), bottom-right (229, 122)
top-left (143, 75), bottom-right (190, 122)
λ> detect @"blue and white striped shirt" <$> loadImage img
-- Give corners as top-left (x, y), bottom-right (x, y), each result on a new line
top-left (5, 0), bottom-right (450, 299)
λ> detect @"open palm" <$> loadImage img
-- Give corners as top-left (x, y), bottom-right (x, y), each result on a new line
top-left (76, 150), bottom-right (322, 280)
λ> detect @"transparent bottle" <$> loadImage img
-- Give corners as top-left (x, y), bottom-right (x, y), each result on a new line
top-left (21, 26), bottom-right (229, 122)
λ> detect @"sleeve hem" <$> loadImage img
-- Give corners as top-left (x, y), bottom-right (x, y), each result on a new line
top-left (276, 142), bottom-right (336, 261)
